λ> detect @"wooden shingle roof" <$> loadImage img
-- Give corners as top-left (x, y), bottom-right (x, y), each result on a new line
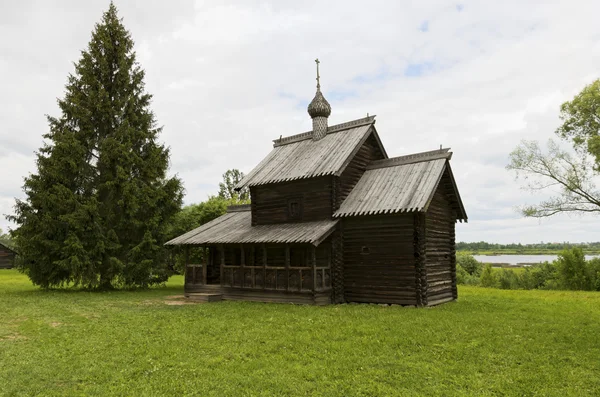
top-left (235, 116), bottom-right (387, 189)
top-left (333, 149), bottom-right (467, 221)
top-left (165, 206), bottom-right (338, 247)
top-left (0, 242), bottom-right (16, 254)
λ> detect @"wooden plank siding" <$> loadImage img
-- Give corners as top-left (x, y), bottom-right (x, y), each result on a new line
top-left (424, 178), bottom-right (457, 306)
top-left (342, 214), bottom-right (418, 305)
top-left (0, 245), bottom-right (15, 269)
top-left (336, 133), bottom-right (386, 209)
top-left (251, 177), bottom-right (333, 225)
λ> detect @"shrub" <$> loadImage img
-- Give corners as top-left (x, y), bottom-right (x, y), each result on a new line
top-left (498, 268), bottom-right (520, 289)
top-left (555, 248), bottom-right (592, 290)
top-left (587, 258), bottom-right (600, 291)
top-left (456, 264), bottom-right (480, 285)
top-left (457, 253), bottom-right (482, 276)
top-left (480, 264), bottom-right (498, 288)
top-left (518, 267), bottom-right (539, 290)
top-left (528, 261), bottom-right (558, 290)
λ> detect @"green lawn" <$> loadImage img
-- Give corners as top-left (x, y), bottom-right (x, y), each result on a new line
top-left (1, 270), bottom-right (599, 396)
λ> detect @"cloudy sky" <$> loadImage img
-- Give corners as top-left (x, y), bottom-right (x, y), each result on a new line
top-left (1, 0), bottom-right (600, 243)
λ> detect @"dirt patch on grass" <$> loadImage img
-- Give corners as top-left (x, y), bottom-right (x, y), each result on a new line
top-left (50, 322), bottom-right (62, 328)
top-left (140, 299), bottom-right (161, 306)
top-left (165, 295), bottom-right (186, 300)
top-left (138, 295), bottom-right (197, 306)
top-left (164, 300), bottom-right (196, 306)
top-left (163, 295), bottom-right (196, 305)
top-left (0, 333), bottom-right (28, 341)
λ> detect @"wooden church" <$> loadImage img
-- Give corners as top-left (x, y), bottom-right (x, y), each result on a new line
top-left (166, 61), bottom-right (467, 306)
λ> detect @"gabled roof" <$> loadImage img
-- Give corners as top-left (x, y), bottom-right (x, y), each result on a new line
top-left (333, 149), bottom-right (467, 221)
top-left (0, 242), bottom-right (16, 254)
top-left (165, 206), bottom-right (338, 247)
top-left (235, 116), bottom-right (387, 189)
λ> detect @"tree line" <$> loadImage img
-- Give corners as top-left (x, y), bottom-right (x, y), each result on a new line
top-left (457, 248), bottom-right (600, 291)
top-left (457, 241), bottom-right (600, 252)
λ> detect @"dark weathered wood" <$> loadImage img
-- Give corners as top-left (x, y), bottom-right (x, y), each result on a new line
top-left (251, 177), bottom-right (333, 225)
top-left (220, 244), bottom-right (225, 287)
top-left (285, 245), bottom-right (290, 291)
top-left (0, 244), bottom-right (15, 269)
top-left (312, 246), bottom-right (317, 292)
top-left (338, 133), bottom-right (386, 205)
top-left (184, 284), bottom-right (332, 305)
top-left (202, 247), bottom-right (208, 285)
top-left (414, 212), bottom-right (428, 306)
top-left (262, 243), bottom-right (267, 290)
top-left (342, 214), bottom-right (418, 305)
top-left (424, 177), bottom-right (457, 305)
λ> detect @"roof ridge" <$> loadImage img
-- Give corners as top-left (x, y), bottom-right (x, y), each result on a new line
top-left (367, 148), bottom-right (452, 170)
top-left (227, 204), bottom-right (251, 212)
top-left (273, 115), bottom-right (376, 147)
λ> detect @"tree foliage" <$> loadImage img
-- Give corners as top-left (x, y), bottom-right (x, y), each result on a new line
top-left (507, 140), bottom-right (600, 217)
top-left (479, 264), bottom-right (498, 288)
top-left (507, 79), bottom-right (600, 218)
top-left (8, 4), bottom-right (183, 289)
top-left (556, 80), bottom-right (600, 170)
top-left (218, 169), bottom-right (249, 202)
top-left (0, 228), bottom-right (12, 249)
top-left (555, 247), bottom-right (593, 290)
top-left (166, 195), bottom-right (240, 273)
top-left (456, 252), bottom-right (482, 276)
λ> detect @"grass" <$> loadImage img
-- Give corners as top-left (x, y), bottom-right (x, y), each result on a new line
top-left (1, 270), bottom-right (599, 396)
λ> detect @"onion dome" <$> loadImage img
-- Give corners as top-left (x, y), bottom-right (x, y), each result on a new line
top-left (307, 88), bottom-right (331, 118)
top-left (308, 59), bottom-right (331, 141)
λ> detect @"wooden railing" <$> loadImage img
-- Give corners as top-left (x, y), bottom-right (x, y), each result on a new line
top-left (220, 244), bottom-right (331, 292)
top-left (185, 264), bottom-right (205, 285)
top-left (184, 244), bottom-right (332, 292)
top-left (221, 264), bottom-right (331, 292)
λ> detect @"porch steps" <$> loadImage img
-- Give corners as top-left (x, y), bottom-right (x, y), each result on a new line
top-left (185, 293), bottom-right (223, 303)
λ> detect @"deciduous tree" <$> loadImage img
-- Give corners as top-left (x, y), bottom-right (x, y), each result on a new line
top-left (507, 79), bottom-right (600, 217)
top-left (218, 169), bottom-right (249, 202)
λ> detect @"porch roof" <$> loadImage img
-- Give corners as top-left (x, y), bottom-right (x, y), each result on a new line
top-left (165, 208), bottom-right (338, 247)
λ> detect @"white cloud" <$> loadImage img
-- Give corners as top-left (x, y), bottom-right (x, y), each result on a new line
top-left (1, 0), bottom-right (600, 243)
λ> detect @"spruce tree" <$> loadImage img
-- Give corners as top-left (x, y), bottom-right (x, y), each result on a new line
top-left (9, 3), bottom-right (183, 289)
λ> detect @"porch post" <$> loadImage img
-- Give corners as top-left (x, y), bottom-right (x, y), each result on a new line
top-left (185, 245), bottom-right (190, 284)
top-left (262, 244), bottom-right (267, 290)
top-left (311, 245), bottom-right (317, 292)
top-left (219, 244), bottom-right (225, 287)
top-left (251, 246), bottom-right (256, 288)
top-left (285, 245), bottom-right (290, 291)
top-left (202, 246), bottom-right (208, 285)
top-left (240, 244), bottom-right (245, 288)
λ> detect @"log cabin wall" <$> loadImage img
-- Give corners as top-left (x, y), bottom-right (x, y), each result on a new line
top-left (0, 246), bottom-right (15, 269)
top-left (250, 177), bottom-right (333, 225)
top-left (424, 179), bottom-right (457, 305)
top-left (336, 133), bottom-right (386, 209)
top-left (342, 214), bottom-right (418, 305)
top-left (330, 228), bottom-right (344, 303)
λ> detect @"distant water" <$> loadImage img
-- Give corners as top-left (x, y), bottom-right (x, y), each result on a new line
top-left (473, 254), bottom-right (600, 265)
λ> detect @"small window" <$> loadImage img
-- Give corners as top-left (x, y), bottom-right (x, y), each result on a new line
top-left (361, 246), bottom-right (370, 255)
top-left (287, 198), bottom-right (303, 220)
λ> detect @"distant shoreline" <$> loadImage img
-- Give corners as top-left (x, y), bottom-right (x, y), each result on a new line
top-left (459, 250), bottom-right (600, 256)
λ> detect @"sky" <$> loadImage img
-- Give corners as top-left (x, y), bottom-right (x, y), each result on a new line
top-left (1, 0), bottom-right (600, 244)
